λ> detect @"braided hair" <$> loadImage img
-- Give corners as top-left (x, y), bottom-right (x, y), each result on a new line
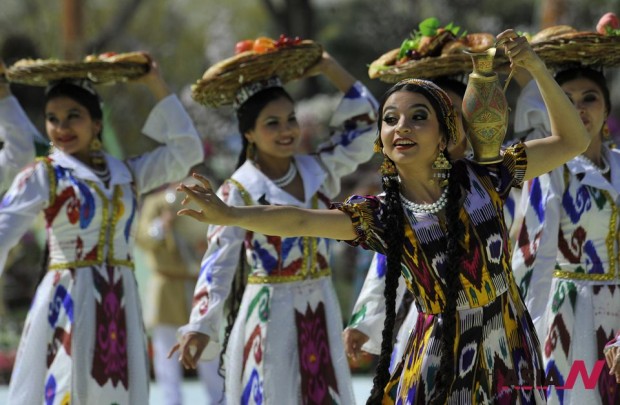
top-left (367, 79), bottom-right (464, 404)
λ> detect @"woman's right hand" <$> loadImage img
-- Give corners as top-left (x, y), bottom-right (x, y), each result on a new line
top-left (342, 328), bottom-right (370, 365)
top-left (167, 331), bottom-right (211, 369)
top-left (177, 173), bottom-right (234, 225)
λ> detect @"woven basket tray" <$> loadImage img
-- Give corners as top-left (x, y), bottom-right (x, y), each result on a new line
top-left (532, 32), bottom-right (620, 68)
top-left (6, 59), bottom-right (149, 86)
top-left (369, 52), bottom-right (509, 83)
top-left (191, 40), bottom-right (323, 107)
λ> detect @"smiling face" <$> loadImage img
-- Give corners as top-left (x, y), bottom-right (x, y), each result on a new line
top-left (380, 90), bottom-right (446, 170)
top-left (560, 76), bottom-right (608, 140)
top-left (45, 96), bottom-right (102, 162)
top-left (244, 96), bottom-right (301, 163)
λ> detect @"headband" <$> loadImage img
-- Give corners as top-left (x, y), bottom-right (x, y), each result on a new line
top-left (233, 76), bottom-right (283, 110)
top-left (374, 78), bottom-right (460, 152)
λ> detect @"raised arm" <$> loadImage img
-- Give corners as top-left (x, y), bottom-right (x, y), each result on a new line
top-left (178, 173), bottom-right (357, 241)
top-left (497, 30), bottom-right (590, 180)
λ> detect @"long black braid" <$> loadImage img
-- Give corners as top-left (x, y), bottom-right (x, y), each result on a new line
top-left (366, 79), bottom-right (464, 404)
top-left (430, 152), bottom-right (464, 404)
top-left (366, 173), bottom-right (405, 404)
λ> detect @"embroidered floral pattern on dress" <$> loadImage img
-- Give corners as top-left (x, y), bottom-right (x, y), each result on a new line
top-left (92, 266), bottom-right (128, 389)
top-left (295, 302), bottom-right (338, 404)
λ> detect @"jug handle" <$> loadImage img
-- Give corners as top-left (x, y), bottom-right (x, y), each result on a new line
top-left (494, 38), bottom-right (515, 94)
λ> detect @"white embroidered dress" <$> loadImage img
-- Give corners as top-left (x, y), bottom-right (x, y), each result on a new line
top-left (0, 95), bottom-right (203, 405)
top-left (178, 82), bottom-right (377, 405)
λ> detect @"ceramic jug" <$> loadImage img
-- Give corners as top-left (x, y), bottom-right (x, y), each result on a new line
top-left (462, 48), bottom-right (509, 164)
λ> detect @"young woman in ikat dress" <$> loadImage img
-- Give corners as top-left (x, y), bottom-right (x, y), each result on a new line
top-left (512, 66), bottom-right (620, 404)
top-left (170, 51), bottom-right (378, 404)
top-left (0, 55), bottom-right (204, 405)
top-left (175, 30), bottom-right (590, 404)
top-left (342, 78), bottom-right (469, 371)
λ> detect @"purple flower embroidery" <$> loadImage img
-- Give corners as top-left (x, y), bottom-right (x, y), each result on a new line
top-left (295, 302), bottom-right (338, 404)
top-left (91, 266), bottom-right (128, 389)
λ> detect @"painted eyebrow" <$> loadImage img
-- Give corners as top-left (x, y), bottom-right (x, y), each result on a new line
top-left (45, 107), bottom-right (82, 116)
top-left (383, 103), bottom-right (431, 113)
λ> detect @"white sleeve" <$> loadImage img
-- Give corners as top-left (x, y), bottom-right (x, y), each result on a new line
top-left (125, 95), bottom-right (204, 195)
top-left (315, 82), bottom-right (378, 198)
top-left (511, 167), bottom-right (563, 336)
top-left (177, 183), bottom-right (246, 358)
top-left (0, 96), bottom-right (38, 192)
top-left (346, 252), bottom-right (406, 355)
top-left (0, 161), bottom-right (49, 276)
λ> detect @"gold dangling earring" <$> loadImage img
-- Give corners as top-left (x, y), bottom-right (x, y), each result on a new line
top-left (432, 149), bottom-right (452, 187)
top-left (89, 138), bottom-right (105, 166)
top-left (603, 121), bottom-right (611, 140)
top-left (380, 154), bottom-right (397, 177)
top-left (48, 141), bottom-right (56, 155)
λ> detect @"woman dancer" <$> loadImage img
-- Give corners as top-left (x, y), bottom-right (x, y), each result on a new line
top-left (512, 66), bottom-right (620, 404)
top-left (171, 51), bottom-right (378, 404)
top-left (0, 55), bottom-right (203, 404)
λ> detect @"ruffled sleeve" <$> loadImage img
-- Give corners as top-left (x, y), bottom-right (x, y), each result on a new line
top-left (313, 82), bottom-right (378, 198)
top-left (0, 160), bottom-right (50, 276)
top-left (0, 96), bottom-right (38, 192)
top-left (125, 95), bottom-right (204, 195)
top-left (331, 194), bottom-right (387, 254)
top-left (481, 142), bottom-right (528, 200)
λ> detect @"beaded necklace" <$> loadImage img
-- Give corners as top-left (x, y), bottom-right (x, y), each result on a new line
top-left (575, 154), bottom-right (610, 175)
top-left (400, 185), bottom-right (449, 214)
top-left (272, 162), bottom-right (297, 188)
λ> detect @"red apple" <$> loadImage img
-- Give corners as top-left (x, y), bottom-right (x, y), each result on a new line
top-left (234, 40), bottom-right (254, 54)
top-left (597, 12), bottom-right (619, 35)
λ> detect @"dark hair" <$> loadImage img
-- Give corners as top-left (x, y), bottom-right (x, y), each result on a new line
top-left (234, 87), bottom-right (294, 168)
top-left (554, 67), bottom-right (611, 114)
top-left (433, 77), bottom-right (467, 99)
top-left (367, 80), bottom-right (464, 404)
top-left (45, 81), bottom-right (103, 121)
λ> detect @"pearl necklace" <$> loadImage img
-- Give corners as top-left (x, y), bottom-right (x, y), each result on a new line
top-left (272, 162), bottom-right (297, 188)
top-left (575, 154), bottom-right (610, 175)
top-left (400, 186), bottom-right (449, 214)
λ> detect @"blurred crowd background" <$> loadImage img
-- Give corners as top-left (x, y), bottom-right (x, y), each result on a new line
top-left (2, 0), bottom-right (620, 384)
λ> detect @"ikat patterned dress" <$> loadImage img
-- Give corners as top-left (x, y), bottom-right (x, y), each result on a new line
top-left (0, 95), bottom-right (203, 405)
top-left (512, 146), bottom-right (620, 405)
top-left (335, 144), bottom-right (546, 404)
top-left (178, 82), bottom-right (377, 405)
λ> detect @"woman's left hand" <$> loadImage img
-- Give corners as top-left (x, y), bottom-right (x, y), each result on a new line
top-left (496, 29), bottom-right (545, 73)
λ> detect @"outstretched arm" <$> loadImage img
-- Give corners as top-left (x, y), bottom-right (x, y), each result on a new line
top-left (178, 173), bottom-right (358, 241)
top-left (497, 30), bottom-right (589, 180)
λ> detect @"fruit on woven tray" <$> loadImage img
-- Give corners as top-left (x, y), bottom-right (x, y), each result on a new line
top-left (531, 25), bottom-right (578, 42)
top-left (597, 12), bottom-right (620, 35)
top-left (84, 51), bottom-right (150, 64)
top-left (234, 40), bottom-right (254, 54)
top-left (234, 35), bottom-right (302, 55)
top-left (440, 32), bottom-right (495, 55)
